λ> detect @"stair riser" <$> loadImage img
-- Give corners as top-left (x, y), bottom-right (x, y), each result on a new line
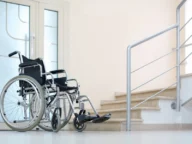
top-left (67, 123), bottom-right (192, 131)
top-left (98, 110), bottom-right (141, 119)
top-left (69, 123), bottom-right (123, 131)
top-left (121, 123), bottom-right (192, 131)
top-left (67, 120), bottom-right (142, 131)
top-left (101, 100), bottom-right (159, 110)
top-left (116, 89), bottom-right (176, 101)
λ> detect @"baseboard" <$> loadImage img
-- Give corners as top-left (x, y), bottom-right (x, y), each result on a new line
top-left (2, 122), bottom-right (192, 131)
top-left (0, 123), bottom-right (11, 131)
top-left (121, 123), bottom-right (192, 131)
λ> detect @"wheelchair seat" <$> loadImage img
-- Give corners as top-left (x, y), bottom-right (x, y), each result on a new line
top-left (46, 77), bottom-right (78, 91)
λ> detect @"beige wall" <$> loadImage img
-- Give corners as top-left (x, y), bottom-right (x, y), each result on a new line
top-left (60, 0), bottom-right (181, 108)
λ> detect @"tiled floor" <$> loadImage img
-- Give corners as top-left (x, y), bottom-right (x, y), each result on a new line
top-left (0, 131), bottom-right (192, 144)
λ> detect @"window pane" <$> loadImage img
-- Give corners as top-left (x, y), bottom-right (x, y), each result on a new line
top-left (45, 61), bottom-right (58, 72)
top-left (0, 2), bottom-right (30, 122)
top-left (0, 2), bottom-right (29, 57)
top-left (44, 10), bottom-right (58, 71)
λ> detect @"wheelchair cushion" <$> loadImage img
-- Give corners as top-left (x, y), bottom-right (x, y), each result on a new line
top-left (47, 77), bottom-right (78, 91)
top-left (21, 56), bottom-right (46, 85)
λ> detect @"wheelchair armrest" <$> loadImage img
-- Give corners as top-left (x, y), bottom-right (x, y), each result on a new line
top-left (19, 61), bottom-right (38, 68)
top-left (66, 79), bottom-right (79, 88)
top-left (49, 69), bottom-right (65, 74)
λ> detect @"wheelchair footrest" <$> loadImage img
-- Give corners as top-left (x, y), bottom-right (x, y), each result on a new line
top-left (92, 113), bottom-right (111, 123)
top-left (77, 114), bottom-right (98, 124)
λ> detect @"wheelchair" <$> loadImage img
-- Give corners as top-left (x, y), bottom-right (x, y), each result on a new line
top-left (0, 51), bottom-right (111, 132)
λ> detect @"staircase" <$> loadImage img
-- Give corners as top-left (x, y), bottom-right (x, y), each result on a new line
top-left (68, 0), bottom-right (192, 131)
top-left (68, 87), bottom-right (179, 131)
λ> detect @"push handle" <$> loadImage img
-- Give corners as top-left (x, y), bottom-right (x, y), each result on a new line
top-left (8, 51), bottom-right (19, 57)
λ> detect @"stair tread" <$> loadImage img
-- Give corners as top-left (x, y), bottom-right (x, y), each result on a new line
top-left (115, 86), bottom-right (176, 97)
top-left (181, 73), bottom-right (192, 78)
top-left (91, 107), bottom-right (160, 113)
top-left (101, 96), bottom-right (175, 105)
top-left (105, 118), bottom-right (143, 122)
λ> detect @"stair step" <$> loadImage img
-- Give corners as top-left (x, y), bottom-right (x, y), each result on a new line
top-left (67, 120), bottom-right (192, 131)
top-left (68, 118), bottom-right (143, 131)
top-left (101, 96), bottom-right (175, 109)
top-left (90, 107), bottom-right (160, 119)
top-left (115, 87), bottom-right (176, 100)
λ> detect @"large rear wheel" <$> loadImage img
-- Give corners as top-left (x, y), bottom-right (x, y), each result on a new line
top-left (0, 75), bottom-right (45, 132)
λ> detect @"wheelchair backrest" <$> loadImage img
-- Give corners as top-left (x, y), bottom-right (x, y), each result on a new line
top-left (21, 56), bottom-right (46, 85)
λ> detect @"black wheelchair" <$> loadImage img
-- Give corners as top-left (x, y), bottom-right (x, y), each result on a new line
top-left (0, 51), bottom-right (111, 132)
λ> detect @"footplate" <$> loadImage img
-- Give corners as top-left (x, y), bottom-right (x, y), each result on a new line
top-left (92, 113), bottom-right (111, 123)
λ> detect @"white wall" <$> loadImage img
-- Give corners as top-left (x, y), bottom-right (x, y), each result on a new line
top-left (141, 74), bottom-right (192, 124)
top-left (180, 75), bottom-right (192, 105)
top-left (142, 99), bottom-right (192, 124)
top-left (62, 0), bottom-right (178, 108)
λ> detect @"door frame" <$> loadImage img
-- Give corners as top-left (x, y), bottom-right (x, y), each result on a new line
top-left (3, 0), bottom-right (37, 59)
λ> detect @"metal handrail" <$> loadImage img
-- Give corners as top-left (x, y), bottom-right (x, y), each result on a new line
top-left (132, 66), bottom-right (176, 92)
top-left (132, 43), bottom-right (192, 74)
top-left (180, 17), bottom-right (192, 31)
top-left (179, 43), bottom-right (192, 49)
top-left (128, 25), bottom-right (178, 48)
top-left (131, 82), bottom-right (177, 109)
top-left (180, 51), bottom-right (192, 65)
top-left (181, 35), bottom-right (192, 47)
top-left (131, 50), bottom-right (175, 73)
top-left (126, 0), bottom-right (187, 131)
top-left (180, 44), bottom-right (192, 106)
top-left (126, 25), bottom-right (179, 131)
top-left (181, 97), bottom-right (192, 106)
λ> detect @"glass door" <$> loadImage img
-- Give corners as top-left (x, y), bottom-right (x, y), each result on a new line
top-left (38, 4), bottom-right (64, 73)
top-left (0, 0), bottom-right (36, 129)
top-left (0, 0), bottom-right (65, 130)
top-left (38, 4), bottom-right (68, 128)
top-left (44, 9), bottom-right (58, 72)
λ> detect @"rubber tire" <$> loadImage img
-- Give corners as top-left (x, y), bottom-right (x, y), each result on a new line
top-left (38, 109), bottom-right (73, 131)
top-left (0, 75), bottom-right (45, 132)
top-left (38, 94), bottom-right (73, 131)
top-left (52, 113), bottom-right (61, 132)
top-left (73, 117), bottom-right (87, 132)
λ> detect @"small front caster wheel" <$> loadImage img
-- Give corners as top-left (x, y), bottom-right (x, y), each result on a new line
top-left (73, 117), bottom-right (87, 132)
top-left (51, 108), bottom-right (61, 132)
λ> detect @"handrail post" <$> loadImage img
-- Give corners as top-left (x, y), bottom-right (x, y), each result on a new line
top-left (176, 2), bottom-right (184, 112)
top-left (175, 0), bottom-right (188, 111)
top-left (126, 45), bottom-right (131, 131)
